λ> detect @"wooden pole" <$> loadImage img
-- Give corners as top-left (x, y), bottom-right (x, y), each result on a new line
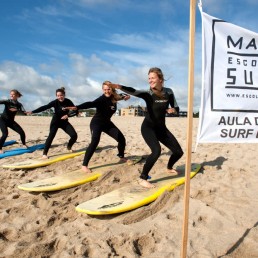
top-left (181, 0), bottom-right (196, 257)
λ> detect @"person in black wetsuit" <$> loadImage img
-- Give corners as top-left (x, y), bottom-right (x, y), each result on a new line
top-left (27, 87), bottom-right (78, 159)
top-left (108, 67), bottom-right (184, 188)
top-left (0, 89), bottom-right (28, 153)
top-left (67, 81), bottom-right (130, 173)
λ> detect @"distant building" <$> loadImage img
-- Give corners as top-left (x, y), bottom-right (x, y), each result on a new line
top-left (120, 105), bottom-right (146, 116)
top-left (120, 106), bottom-right (188, 117)
top-left (80, 108), bottom-right (96, 117)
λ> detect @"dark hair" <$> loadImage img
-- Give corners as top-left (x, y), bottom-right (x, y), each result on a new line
top-left (11, 89), bottom-right (22, 98)
top-left (56, 87), bottom-right (66, 96)
top-left (148, 67), bottom-right (164, 84)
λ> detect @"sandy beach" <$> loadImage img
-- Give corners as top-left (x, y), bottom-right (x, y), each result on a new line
top-left (0, 116), bottom-right (257, 258)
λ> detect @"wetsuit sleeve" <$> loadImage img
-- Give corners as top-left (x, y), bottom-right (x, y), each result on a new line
top-left (17, 103), bottom-right (27, 115)
top-left (119, 85), bottom-right (149, 101)
top-left (66, 99), bottom-right (79, 117)
top-left (0, 100), bottom-right (8, 105)
top-left (76, 101), bottom-right (96, 110)
top-left (67, 110), bottom-right (78, 117)
top-left (76, 96), bottom-right (102, 110)
top-left (32, 101), bottom-right (54, 114)
top-left (168, 89), bottom-right (179, 114)
top-left (20, 104), bottom-right (26, 113)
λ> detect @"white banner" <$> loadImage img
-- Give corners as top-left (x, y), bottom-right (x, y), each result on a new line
top-left (197, 11), bottom-right (258, 143)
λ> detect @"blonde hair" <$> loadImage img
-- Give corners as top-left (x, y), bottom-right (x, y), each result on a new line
top-left (148, 67), bottom-right (165, 98)
top-left (148, 67), bottom-right (164, 84)
top-left (102, 81), bottom-right (123, 103)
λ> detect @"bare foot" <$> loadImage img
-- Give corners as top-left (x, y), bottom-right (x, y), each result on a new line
top-left (41, 155), bottom-right (48, 159)
top-left (167, 168), bottom-right (181, 175)
top-left (119, 157), bottom-right (134, 165)
top-left (81, 166), bottom-right (92, 173)
top-left (0, 150), bottom-right (4, 154)
top-left (67, 146), bottom-right (74, 152)
top-left (119, 157), bottom-right (128, 163)
top-left (23, 144), bottom-right (28, 149)
top-left (138, 179), bottom-right (155, 188)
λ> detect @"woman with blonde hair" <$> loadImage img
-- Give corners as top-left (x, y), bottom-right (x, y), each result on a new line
top-left (68, 81), bottom-right (130, 173)
top-left (108, 67), bottom-right (184, 188)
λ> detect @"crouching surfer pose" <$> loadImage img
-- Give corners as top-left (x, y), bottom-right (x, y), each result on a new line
top-left (107, 67), bottom-right (184, 188)
top-left (0, 89), bottom-right (28, 153)
top-left (66, 81), bottom-right (130, 173)
top-left (27, 87), bottom-right (78, 159)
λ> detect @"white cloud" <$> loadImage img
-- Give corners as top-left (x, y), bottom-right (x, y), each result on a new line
top-left (0, 0), bottom-right (204, 113)
top-left (0, 61), bottom-right (58, 109)
top-left (0, 22), bottom-right (203, 112)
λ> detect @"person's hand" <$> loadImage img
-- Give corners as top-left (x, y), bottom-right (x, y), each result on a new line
top-left (123, 95), bottom-right (130, 101)
top-left (61, 114), bottom-right (68, 120)
top-left (25, 111), bottom-right (32, 115)
top-left (9, 108), bottom-right (18, 112)
top-left (166, 108), bottom-right (177, 114)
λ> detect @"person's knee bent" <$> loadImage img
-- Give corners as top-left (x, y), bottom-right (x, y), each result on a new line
top-left (0, 133), bottom-right (8, 146)
top-left (120, 135), bottom-right (126, 146)
top-left (72, 132), bottom-right (78, 141)
top-left (1, 132), bottom-right (8, 141)
top-left (175, 149), bottom-right (184, 159)
top-left (151, 146), bottom-right (161, 160)
top-left (117, 133), bottom-right (126, 147)
top-left (20, 131), bottom-right (26, 142)
top-left (90, 135), bottom-right (100, 148)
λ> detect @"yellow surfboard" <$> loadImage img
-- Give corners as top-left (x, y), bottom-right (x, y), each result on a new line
top-left (2, 149), bottom-right (86, 169)
top-left (75, 163), bottom-right (201, 215)
top-left (18, 156), bottom-right (142, 192)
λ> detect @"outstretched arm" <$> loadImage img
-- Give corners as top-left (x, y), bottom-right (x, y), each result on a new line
top-left (107, 83), bottom-right (148, 99)
top-left (31, 102), bottom-right (54, 114)
top-left (63, 106), bottom-right (77, 111)
top-left (167, 91), bottom-right (179, 115)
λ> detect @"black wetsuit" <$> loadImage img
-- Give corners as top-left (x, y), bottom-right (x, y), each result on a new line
top-left (120, 85), bottom-right (184, 180)
top-left (32, 98), bottom-right (78, 155)
top-left (0, 99), bottom-right (27, 149)
top-left (77, 94), bottom-right (126, 167)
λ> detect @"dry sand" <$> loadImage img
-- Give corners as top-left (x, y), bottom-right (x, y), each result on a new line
top-left (0, 116), bottom-right (257, 258)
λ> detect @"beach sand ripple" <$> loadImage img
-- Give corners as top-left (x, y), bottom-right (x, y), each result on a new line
top-left (0, 116), bottom-right (257, 257)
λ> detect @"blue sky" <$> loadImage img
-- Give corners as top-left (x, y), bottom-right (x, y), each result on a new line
top-left (1, 0), bottom-right (258, 113)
